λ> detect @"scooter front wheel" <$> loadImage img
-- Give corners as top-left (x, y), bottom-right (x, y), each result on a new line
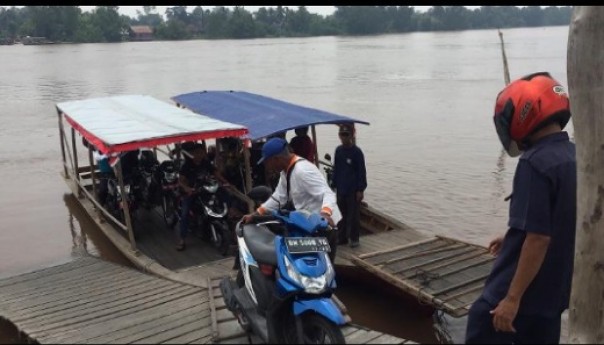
top-left (280, 313), bottom-right (346, 344)
top-left (300, 313), bottom-right (346, 344)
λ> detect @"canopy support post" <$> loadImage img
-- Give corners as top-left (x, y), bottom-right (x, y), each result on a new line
top-left (57, 109), bottom-right (69, 178)
top-left (71, 127), bottom-right (81, 198)
top-left (243, 143), bottom-right (253, 198)
top-left (311, 125), bottom-right (319, 167)
top-left (115, 160), bottom-right (137, 252)
top-left (87, 145), bottom-right (101, 221)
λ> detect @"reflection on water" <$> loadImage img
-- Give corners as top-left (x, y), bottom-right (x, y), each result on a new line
top-left (62, 193), bottom-right (133, 268)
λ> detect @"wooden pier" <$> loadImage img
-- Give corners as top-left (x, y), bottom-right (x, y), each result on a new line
top-left (0, 256), bottom-right (413, 344)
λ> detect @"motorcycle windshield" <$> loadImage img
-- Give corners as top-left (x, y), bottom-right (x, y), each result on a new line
top-left (280, 210), bottom-right (328, 235)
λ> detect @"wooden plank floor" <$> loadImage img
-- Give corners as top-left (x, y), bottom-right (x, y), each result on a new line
top-left (206, 277), bottom-right (413, 344)
top-left (0, 256), bottom-right (213, 344)
top-left (347, 236), bottom-right (496, 317)
top-left (335, 227), bottom-right (426, 268)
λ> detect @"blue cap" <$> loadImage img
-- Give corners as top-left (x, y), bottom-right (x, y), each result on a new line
top-left (257, 137), bottom-right (288, 165)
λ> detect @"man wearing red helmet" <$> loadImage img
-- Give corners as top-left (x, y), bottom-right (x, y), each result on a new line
top-left (465, 72), bottom-right (576, 344)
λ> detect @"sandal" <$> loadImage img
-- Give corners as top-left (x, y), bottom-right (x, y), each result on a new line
top-left (176, 242), bottom-right (186, 251)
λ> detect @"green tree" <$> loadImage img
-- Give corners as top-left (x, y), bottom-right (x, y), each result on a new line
top-left (285, 6), bottom-right (311, 36)
top-left (227, 6), bottom-right (256, 38)
top-left (90, 6), bottom-right (126, 42)
top-left (134, 6), bottom-right (163, 27)
top-left (204, 7), bottom-right (230, 38)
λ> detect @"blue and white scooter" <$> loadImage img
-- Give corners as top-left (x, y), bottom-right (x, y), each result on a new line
top-left (220, 193), bottom-right (346, 344)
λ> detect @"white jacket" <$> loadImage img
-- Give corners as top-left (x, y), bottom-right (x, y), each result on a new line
top-left (259, 156), bottom-right (342, 224)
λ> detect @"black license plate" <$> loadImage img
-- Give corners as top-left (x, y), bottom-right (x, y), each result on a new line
top-left (285, 237), bottom-right (331, 254)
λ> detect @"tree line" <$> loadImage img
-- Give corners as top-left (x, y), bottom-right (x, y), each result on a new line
top-left (0, 6), bottom-right (572, 43)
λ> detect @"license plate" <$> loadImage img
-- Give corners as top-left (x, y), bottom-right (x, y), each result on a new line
top-left (285, 237), bottom-right (331, 254)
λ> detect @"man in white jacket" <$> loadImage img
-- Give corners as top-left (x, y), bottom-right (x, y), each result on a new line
top-left (243, 137), bottom-right (341, 257)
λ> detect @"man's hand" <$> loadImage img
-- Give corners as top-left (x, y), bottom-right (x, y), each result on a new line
top-left (321, 212), bottom-right (335, 228)
top-left (356, 191), bottom-right (364, 202)
top-left (489, 235), bottom-right (504, 256)
top-left (242, 214), bottom-right (255, 224)
top-left (490, 295), bottom-right (519, 333)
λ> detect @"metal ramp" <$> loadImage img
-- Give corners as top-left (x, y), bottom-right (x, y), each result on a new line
top-left (350, 236), bottom-right (496, 317)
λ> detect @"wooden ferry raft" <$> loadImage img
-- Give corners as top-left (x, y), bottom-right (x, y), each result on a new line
top-left (338, 210), bottom-right (496, 317)
top-left (0, 257), bottom-right (414, 344)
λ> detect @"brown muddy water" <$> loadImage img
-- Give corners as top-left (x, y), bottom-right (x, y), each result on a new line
top-left (0, 25), bottom-right (570, 343)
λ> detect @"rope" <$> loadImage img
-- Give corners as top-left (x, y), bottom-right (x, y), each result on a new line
top-left (433, 308), bottom-right (454, 344)
top-left (415, 269), bottom-right (440, 306)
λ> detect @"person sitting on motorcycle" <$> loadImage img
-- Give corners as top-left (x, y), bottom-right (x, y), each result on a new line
top-left (242, 137), bottom-right (341, 260)
top-left (177, 142), bottom-right (230, 251)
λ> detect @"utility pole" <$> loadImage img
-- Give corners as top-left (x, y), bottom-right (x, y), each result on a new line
top-left (567, 6), bottom-right (604, 344)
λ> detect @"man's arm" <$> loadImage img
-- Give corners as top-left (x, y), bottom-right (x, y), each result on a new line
top-left (258, 174), bottom-right (287, 214)
top-left (299, 163), bottom-right (339, 224)
top-left (356, 148), bottom-right (367, 192)
top-left (491, 159), bottom-right (553, 332)
top-left (490, 232), bottom-right (550, 332)
top-left (179, 175), bottom-right (193, 195)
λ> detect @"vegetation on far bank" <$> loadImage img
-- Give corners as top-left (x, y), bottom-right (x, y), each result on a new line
top-left (0, 6), bottom-right (572, 43)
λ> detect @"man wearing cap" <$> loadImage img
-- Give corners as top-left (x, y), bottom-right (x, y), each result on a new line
top-left (333, 124), bottom-right (367, 248)
top-left (243, 137), bottom-right (341, 258)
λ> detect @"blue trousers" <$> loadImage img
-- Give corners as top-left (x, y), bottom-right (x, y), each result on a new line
top-left (465, 296), bottom-right (561, 344)
top-left (179, 196), bottom-right (193, 240)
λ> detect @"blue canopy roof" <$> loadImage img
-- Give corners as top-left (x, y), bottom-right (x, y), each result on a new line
top-left (171, 91), bottom-right (369, 141)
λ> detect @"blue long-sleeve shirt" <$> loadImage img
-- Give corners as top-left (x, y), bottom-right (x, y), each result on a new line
top-left (333, 145), bottom-right (367, 196)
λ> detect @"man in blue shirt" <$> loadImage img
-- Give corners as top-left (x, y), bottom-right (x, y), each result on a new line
top-left (333, 124), bottom-right (367, 248)
top-left (465, 72), bottom-right (576, 344)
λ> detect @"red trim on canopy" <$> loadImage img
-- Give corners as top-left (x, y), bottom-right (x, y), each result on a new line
top-left (63, 113), bottom-right (248, 155)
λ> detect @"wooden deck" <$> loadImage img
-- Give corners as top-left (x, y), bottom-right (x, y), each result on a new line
top-left (0, 256), bottom-right (414, 344)
top-left (335, 227), bottom-right (426, 268)
top-left (0, 256), bottom-right (212, 344)
top-left (340, 235), bottom-right (495, 317)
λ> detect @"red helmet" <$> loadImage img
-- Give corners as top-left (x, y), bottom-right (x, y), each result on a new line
top-left (494, 72), bottom-right (571, 157)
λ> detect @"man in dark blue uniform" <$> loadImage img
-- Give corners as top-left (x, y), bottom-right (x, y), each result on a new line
top-left (333, 124), bottom-right (367, 248)
top-left (465, 72), bottom-right (576, 344)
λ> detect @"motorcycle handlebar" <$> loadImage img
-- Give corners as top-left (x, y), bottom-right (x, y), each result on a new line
top-left (250, 215), bottom-right (276, 223)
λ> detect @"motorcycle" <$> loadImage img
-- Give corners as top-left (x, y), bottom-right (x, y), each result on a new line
top-left (322, 153), bottom-right (335, 190)
top-left (157, 159), bottom-right (180, 228)
top-left (105, 173), bottom-right (139, 225)
top-left (137, 149), bottom-right (160, 209)
top-left (220, 190), bottom-right (347, 344)
top-left (177, 175), bottom-right (232, 255)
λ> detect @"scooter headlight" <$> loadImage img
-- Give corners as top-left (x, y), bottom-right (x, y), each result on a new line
top-left (283, 254), bottom-right (335, 295)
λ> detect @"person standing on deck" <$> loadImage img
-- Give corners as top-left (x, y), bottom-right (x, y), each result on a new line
top-left (333, 124), bottom-right (367, 249)
top-left (242, 137), bottom-right (341, 261)
top-left (465, 72), bottom-right (576, 344)
top-left (289, 126), bottom-right (315, 162)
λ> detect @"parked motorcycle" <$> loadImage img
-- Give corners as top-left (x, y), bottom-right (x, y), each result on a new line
top-left (137, 149), bottom-right (160, 209)
top-left (176, 175), bottom-right (232, 255)
top-left (220, 192), bottom-right (346, 344)
top-left (322, 153), bottom-right (335, 190)
top-left (105, 174), bottom-right (139, 225)
top-left (157, 159), bottom-right (180, 228)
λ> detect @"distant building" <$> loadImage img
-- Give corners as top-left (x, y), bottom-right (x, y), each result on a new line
top-left (129, 26), bottom-right (153, 41)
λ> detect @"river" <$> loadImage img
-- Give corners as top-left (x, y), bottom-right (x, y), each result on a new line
top-left (0, 25), bottom-right (570, 343)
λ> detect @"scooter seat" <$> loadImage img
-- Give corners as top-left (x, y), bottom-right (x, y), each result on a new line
top-left (243, 224), bottom-right (277, 266)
